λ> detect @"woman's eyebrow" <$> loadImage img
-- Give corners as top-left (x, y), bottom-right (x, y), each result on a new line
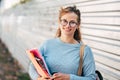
top-left (70, 20), bottom-right (76, 21)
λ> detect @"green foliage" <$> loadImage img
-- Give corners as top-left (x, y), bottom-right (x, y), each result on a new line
top-left (12, 0), bottom-right (31, 8)
top-left (17, 73), bottom-right (30, 80)
top-left (20, 0), bottom-right (31, 4)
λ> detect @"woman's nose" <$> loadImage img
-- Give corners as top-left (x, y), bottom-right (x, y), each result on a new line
top-left (65, 23), bottom-right (70, 28)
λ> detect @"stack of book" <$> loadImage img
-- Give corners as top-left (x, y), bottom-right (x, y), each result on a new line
top-left (26, 48), bottom-right (50, 78)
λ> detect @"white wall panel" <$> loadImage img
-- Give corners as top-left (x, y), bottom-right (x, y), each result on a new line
top-left (0, 0), bottom-right (120, 80)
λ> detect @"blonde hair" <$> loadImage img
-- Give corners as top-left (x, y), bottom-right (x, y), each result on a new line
top-left (55, 6), bottom-right (82, 41)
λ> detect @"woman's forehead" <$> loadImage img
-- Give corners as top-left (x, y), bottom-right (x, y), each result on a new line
top-left (61, 12), bottom-right (78, 21)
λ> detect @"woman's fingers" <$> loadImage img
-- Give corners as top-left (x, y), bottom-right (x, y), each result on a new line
top-left (51, 73), bottom-right (70, 80)
top-left (37, 76), bottom-right (51, 80)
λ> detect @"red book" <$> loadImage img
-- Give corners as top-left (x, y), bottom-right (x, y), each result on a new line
top-left (26, 48), bottom-right (50, 78)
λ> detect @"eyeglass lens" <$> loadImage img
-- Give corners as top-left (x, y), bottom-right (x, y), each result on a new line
top-left (60, 19), bottom-right (77, 27)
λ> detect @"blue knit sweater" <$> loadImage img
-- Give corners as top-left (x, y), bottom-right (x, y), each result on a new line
top-left (29, 38), bottom-right (96, 80)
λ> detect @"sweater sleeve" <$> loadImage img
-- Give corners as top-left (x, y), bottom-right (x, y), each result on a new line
top-left (29, 63), bottom-right (39, 80)
top-left (70, 46), bottom-right (96, 80)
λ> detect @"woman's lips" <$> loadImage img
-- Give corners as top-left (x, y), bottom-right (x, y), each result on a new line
top-left (63, 28), bottom-right (71, 32)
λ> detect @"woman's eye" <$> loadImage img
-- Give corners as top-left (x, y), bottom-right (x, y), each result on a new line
top-left (71, 21), bottom-right (75, 24)
top-left (60, 19), bottom-right (68, 25)
top-left (70, 21), bottom-right (77, 25)
top-left (62, 19), bottom-right (67, 23)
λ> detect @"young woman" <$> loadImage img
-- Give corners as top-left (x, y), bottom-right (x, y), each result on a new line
top-left (29, 6), bottom-right (96, 80)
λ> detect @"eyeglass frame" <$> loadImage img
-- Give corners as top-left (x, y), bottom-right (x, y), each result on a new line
top-left (60, 19), bottom-right (78, 27)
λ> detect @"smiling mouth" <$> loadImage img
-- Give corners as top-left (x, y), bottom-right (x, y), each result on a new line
top-left (64, 29), bottom-right (71, 32)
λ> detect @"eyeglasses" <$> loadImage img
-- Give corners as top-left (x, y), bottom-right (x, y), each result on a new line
top-left (60, 19), bottom-right (78, 27)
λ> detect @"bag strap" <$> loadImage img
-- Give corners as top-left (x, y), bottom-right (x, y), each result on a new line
top-left (77, 44), bottom-right (86, 76)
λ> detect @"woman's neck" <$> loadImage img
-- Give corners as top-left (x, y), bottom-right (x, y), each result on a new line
top-left (60, 36), bottom-right (78, 44)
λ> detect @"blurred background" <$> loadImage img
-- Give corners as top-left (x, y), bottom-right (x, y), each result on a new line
top-left (0, 0), bottom-right (120, 80)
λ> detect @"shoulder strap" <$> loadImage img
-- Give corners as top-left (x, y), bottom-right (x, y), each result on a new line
top-left (77, 44), bottom-right (86, 76)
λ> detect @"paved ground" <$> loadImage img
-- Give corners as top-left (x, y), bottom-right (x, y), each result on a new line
top-left (0, 39), bottom-right (30, 80)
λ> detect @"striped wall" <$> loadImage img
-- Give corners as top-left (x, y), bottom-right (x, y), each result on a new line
top-left (0, 0), bottom-right (120, 80)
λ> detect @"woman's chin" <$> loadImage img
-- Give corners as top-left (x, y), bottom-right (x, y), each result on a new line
top-left (63, 32), bottom-right (73, 36)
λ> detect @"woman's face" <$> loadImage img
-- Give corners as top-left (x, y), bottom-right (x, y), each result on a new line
top-left (59, 12), bottom-right (78, 37)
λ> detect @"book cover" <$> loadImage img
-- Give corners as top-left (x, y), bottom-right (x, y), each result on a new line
top-left (26, 48), bottom-right (50, 77)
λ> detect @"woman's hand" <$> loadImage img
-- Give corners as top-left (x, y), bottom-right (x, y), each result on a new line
top-left (37, 76), bottom-right (51, 80)
top-left (51, 72), bottom-right (70, 80)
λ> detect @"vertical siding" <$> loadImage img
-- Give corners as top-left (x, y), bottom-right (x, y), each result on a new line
top-left (0, 0), bottom-right (120, 80)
